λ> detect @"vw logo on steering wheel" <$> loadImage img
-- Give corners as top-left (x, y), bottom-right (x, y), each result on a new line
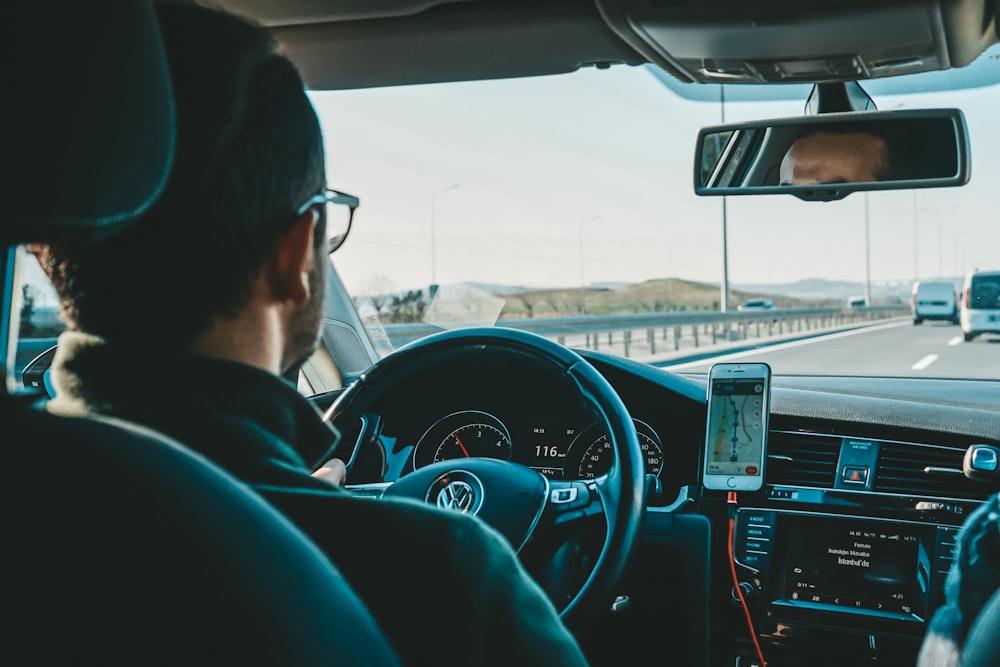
top-left (427, 471), bottom-right (484, 515)
top-left (436, 480), bottom-right (476, 512)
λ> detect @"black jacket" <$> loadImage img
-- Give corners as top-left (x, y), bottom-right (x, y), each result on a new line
top-left (48, 331), bottom-right (589, 667)
top-left (918, 494), bottom-right (1000, 667)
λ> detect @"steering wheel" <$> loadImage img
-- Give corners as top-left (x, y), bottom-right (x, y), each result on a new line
top-left (322, 327), bottom-right (645, 630)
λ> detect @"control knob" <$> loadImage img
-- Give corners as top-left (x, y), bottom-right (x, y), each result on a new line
top-left (731, 581), bottom-right (755, 606)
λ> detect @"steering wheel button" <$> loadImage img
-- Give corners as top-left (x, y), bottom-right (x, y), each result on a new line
top-left (551, 488), bottom-right (578, 504)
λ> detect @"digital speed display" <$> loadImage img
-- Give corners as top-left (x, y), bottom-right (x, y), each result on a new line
top-left (513, 419), bottom-right (664, 480)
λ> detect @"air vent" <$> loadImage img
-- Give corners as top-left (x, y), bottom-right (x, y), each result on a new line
top-left (875, 442), bottom-right (996, 501)
top-left (767, 432), bottom-right (840, 488)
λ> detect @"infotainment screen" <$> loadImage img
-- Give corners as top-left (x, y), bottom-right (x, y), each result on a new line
top-left (780, 520), bottom-right (930, 620)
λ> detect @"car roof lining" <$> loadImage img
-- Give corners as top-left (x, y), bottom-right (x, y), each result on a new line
top-left (221, 0), bottom-right (646, 90)
top-left (216, 0), bottom-right (998, 91)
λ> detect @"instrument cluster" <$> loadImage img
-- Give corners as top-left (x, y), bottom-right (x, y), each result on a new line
top-left (410, 409), bottom-right (664, 481)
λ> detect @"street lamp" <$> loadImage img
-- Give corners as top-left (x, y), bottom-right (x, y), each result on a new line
top-left (578, 216), bottom-right (600, 315)
top-left (719, 85), bottom-right (731, 314)
top-left (864, 192), bottom-right (872, 306)
top-left (913, 191), bottom-right (919, 282)
top-left (430, 184), bottom-right (459, 287)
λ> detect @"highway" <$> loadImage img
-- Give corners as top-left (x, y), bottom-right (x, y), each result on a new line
top-left (16, 316), bottom-right (996, 384)
top-left (661, 319), bottom-right (1000, 379)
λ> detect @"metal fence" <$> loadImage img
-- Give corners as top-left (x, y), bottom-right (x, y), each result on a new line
top-left (381, 306), bottom-right (909, 360)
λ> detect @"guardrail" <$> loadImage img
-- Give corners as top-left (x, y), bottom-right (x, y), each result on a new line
top-left (381, 306), bottom-right (909, 359)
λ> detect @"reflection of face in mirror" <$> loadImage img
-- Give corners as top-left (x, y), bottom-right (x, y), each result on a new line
top-left (779, 131), bottom-right (889, 185)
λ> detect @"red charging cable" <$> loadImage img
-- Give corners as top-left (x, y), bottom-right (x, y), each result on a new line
top-left (728, 491), bottom-right (767, 667)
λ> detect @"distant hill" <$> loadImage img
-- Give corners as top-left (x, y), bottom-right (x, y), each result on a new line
top-left (732, 277), bottom-right (953, 306)
top-left (734, 278), bottom-right (864, 301)
top-left (497, 278), bottom-right (833, 319)
top-left (358, 276), bottom-right (910, 323)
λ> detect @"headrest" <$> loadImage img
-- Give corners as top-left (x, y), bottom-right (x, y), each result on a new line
top-left (0, 1), bottom-right (174, 246)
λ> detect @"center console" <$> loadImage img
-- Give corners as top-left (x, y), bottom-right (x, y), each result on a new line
top-left (734, 508), bottom-right (957, 643)
top-left (713, 431), bottom-right (993, 665)
top-left (728, 507), bottom-right (961, 664)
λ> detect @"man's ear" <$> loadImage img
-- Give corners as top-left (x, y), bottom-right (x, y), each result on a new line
top-left (269, 209), bottom-right (318, 306)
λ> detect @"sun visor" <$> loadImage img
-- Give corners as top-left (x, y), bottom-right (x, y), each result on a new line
top-left (595, 0), bottom-right (997, 85)
top-left (0, 1), bottom-right (175, 246)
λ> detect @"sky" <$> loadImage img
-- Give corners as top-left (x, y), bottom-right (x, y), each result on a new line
top-left (21, 51), bottom-right (996, 309)
top-left (308, 50), bottom-right (1000, 299)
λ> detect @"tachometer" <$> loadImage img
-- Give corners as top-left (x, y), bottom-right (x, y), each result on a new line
top-left (569, 420), bottom-right (663, 480)
top-left (413, 410), bottom-right (512, 469)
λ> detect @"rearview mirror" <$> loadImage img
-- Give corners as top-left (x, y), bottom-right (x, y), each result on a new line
top-left (694, 109), bottom-right (969, 202)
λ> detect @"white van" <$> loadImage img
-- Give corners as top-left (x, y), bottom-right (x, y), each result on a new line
top-left (911, 281), bottom-right (958, 325)
top-left (960, 270), bottom-right (1000, 341)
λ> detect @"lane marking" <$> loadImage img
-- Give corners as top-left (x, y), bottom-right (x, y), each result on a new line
top-left (948, 336), bottom-right (963, 346)
top-left (911, 354), bottom-right (939, 371)
top-left (665, 319), bottom-right (911, 370)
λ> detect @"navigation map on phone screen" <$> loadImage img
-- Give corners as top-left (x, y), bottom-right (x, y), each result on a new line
top-left (706, 378), bottom-right (766, 477)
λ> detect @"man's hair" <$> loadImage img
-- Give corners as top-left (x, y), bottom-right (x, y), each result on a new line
top-left (47, 2), bottom-right (325, 347)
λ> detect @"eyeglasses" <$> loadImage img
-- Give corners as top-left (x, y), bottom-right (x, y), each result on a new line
top-left (296, 188), bottom-right (360, 254)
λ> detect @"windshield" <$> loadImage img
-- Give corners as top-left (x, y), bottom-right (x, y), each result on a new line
top-left (309, 53), bottom-right (1000, 381)
top-left (14, 45), bottom-right (997, 387)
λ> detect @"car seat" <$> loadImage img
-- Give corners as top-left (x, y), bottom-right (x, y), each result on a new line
top-left (0, 3), bottom-right (399, 664)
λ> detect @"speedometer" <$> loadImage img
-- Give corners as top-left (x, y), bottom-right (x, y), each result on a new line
top-left (413, 410), bottom-right (512, 469)
top-left (432, 423), bottom-right (511, 463)
top-left (569, 420), bottom-right (664, 480)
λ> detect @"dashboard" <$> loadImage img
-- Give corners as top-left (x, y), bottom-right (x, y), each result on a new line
top-left (322, 346), bottom-right (1000, 667)
top-left (332, 349), bottom-right (702, 504)
top-left (25, 339), bottom-right (1000, 666)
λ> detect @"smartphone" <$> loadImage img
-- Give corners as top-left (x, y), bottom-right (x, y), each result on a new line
top-left (702, 362), bottom-right (771, 492)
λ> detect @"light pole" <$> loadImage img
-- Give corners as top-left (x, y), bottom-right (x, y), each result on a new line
top-left (938, 221), bottom-right (943, 278)
top-left (721, 197), bottom-right (730, 312)
top-left (913, 191), bottom-right (919, 282)
top-left (430, 184), bottom-right (459, 288)
top-left (578, 216), bottom-right (600, 315)
top-left (719, 85), bottom-right (731, 314)
top-left (864, 192), bottom-right (872, 306)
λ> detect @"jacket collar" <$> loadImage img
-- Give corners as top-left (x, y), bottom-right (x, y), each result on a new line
top-left (47, 331), bottom-right (341, 477)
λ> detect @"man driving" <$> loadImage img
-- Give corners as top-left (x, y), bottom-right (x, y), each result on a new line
top-left (37, 3), bottom-right (589, 665)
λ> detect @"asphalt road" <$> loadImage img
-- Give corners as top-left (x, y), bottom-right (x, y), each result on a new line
top-left (16, 318), bottom-right (997, 383)
top-left (662, 319), bottom-right (1000, 379)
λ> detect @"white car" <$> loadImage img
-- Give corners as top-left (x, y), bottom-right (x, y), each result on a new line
top-left (960, 270), bottom-right (1000, 341)
top-left (846, 296), bottom-right (868, 308)
top-left (737, 299), bottom-right (775, 312)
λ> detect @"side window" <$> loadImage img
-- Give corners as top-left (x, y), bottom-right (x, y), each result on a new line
top-left (12, 246), bottom-right (341, 397)
top-left (297, 346), bottom-right (345, 396)
top-left (15, 247), bottom-right (65, 386)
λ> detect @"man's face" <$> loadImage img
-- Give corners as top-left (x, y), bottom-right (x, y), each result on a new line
top-left (281, 222), bottom-right (327, 374)
top-left (780, 131), bottom-right (888, 185)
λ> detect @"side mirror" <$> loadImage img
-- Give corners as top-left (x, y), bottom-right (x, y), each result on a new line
top-left (694, 108), bottom-right (970, 202)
